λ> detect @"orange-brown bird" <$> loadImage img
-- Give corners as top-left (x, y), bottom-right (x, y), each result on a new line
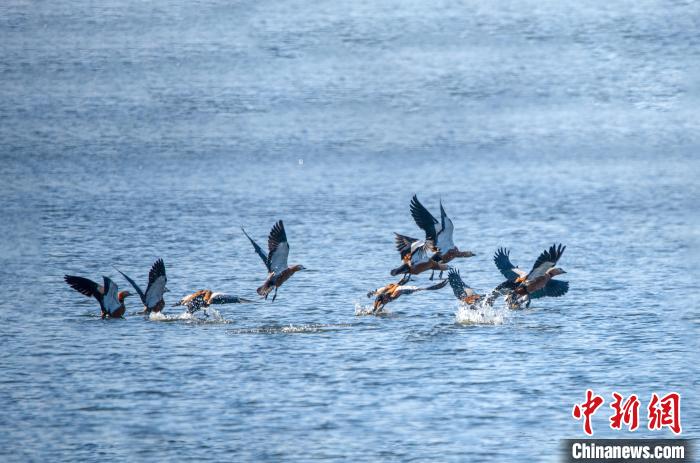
top-left (367, 275), bottom-right (448, 314)
top-left (493, 245), bottom-right (569, 308)
top-left (172, 289), bottom-right (252, 314)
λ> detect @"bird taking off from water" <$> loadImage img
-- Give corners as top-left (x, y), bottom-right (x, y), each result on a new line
top-left (64, 275), bottom-right (132, 318)
top-left (493, 245), bottom-right (569, 308)
top-left (242, 220), bottom-right (306, 302)
top-left (172, 289), bottom-right (252, 314)
top-left (367, 275), bottom-right (448, 314)
top-left (447, 268), bottom-right (483, 306)
top-left (114, 258), bottom-right (169, 314)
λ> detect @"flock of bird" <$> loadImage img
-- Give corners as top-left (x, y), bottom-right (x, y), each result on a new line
top-left (63, 195), bottom-right (569, 319)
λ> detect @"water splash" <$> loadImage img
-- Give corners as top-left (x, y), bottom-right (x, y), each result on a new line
top-left (354, 302), bottom-right (377, 316)
top-left (454, 299), bottom-right (509, 325)
top-left (149, 308), bottom-right (229, 323)
top-left (228, 323), bottom-right (353, 335)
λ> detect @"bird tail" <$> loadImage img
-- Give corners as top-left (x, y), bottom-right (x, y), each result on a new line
top-left (390, 263), bottom-right (409, 276)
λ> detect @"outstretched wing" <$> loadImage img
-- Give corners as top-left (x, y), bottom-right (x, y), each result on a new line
top-left (436, 201), bottom-right (455, 251)
top-left (102, 276), bottom-right (122, 316)
top-left (398, 278), bottom-right (448, 295)
top-left (410, 195), bottom-right (438, 244)
top-left (424, 279), bottom-right (449, 292)
top-left (64, 275), bottom-right (102, 300)
top-left (114, 268), bottom-right (146, 304)
top-left (493, 248), bottom-right (526, 282)
top-left (447, 268), bottom-right (468, 300)
top-left (267, 220), bottom-right (290, 274)
top-left (530, 280), bottom-right (569, 299)
top-left (527, 243), bottom-right (566, 279)
top-left (394, 233), bottom-right (419, 259)
top-left (208, 293), bottom-right (252, 304)
top-left (242, 227), bottom-right (270, 272)
top-left (145, 258), bottom-right (167, 308)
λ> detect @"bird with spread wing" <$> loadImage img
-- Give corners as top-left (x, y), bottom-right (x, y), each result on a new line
top-left (447, 268), bottom-right (484, 306)
top-left (114, 258), bottom-right (169, 314)
top-left (242, 220), bottom-right (306, 302)
top-left (367, 274), bottom-right (448, 314)
top-left (64, 275), bottom-right (132, 318)
top-left (492, 245), bottom-right (569, 308)
top-left (391, 195), bottom-right (475, 279)
top-left (172, 289), bottom-right (252, 314)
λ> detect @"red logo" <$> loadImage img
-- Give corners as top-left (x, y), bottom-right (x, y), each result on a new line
top-left (609, 392), bottom-right (640, 431)
top-left (648, 392), bottom-right (682, 434)
top-left (572, 389), bottom-right (605, 436)
top-left (572, 391), bottom-right (682, 435)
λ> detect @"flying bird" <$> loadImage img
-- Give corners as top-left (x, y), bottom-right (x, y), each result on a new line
top-left (172, 289), bottom-right (252, 314)
top-left (64, 275), bottom-right (131, 318)
top-left (391, 195), bottom-right (475, 279)
top-left (367, 275), bottom-right (448, 314)
top-left (390, 233), bottom-right (447, 278)
top-left (242, 220), bottom-right (306, 302)
top-left (114, 258), bottom-right (169, 314)
top-left (493, 245), bottom-right (569, 308)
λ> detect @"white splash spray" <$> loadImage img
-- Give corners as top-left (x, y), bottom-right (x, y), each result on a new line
top-left (454, 298), bottom-right (510, 325)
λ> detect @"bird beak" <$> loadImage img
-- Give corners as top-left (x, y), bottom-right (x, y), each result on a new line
top-left (165, 286), bottom-right (171, 293)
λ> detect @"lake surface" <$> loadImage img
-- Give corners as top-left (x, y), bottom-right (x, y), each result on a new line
top-left (1, 0), bottom-right (698, 461)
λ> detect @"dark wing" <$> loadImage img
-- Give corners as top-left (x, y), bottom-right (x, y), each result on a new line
top-left (448, 268), bottom-right (468, 300)
top-left (493, 279), bottom-right (517, 292)
top-left (242, 227), bottom-right (271, 272)
top-left (424, 278), bottom-right (449, 291)
top-left (410, 195), bottom-right (438, 244)
top-left (439, 201), bottom-right (447, 234)
top-left (114, 268), bottom-right (146, 304)
top-left (147, 258), bottom-right (166, 291)
top-left (208, 293), bottom-right (253, 304)
top-left (493, 248), bottom-right (526, 282)
top-left (144, 258), bottom-right (167, 308)
top-left (267, 220), bottom-right (290, 274)
top-left (530, 280), bottom-right (569, 299)
top-left (64, 275), bottom-right (103, 301)
top-left (528, 243), bottom-right (566, 278)
top-left (394, 233), bottom-right (419, 258)
top-left (395, 279), bottom-right (447, 296)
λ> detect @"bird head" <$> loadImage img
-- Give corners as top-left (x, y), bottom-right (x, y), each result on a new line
top-left (547, 267), bottom-right (567, 277)
top-left (118, 290), bottom-right (132, 301)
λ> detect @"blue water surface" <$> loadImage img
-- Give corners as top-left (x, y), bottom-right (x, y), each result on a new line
top-left (1, 0), bottom-right (698, 461)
